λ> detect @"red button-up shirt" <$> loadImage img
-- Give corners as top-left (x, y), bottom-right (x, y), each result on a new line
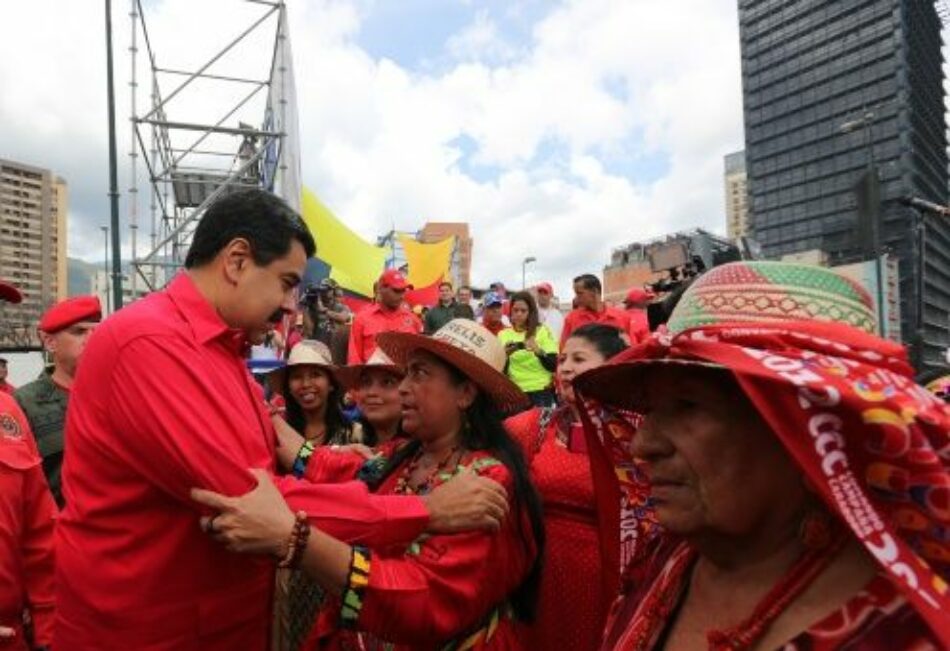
top-left (0, 393), bottom-right (56, 650)
top-left (348, 304), bottom-right (422, 364)
top-left (560, 305), bottom-right (636, 349)
top-left (55, 273), bottom-right (428, 651)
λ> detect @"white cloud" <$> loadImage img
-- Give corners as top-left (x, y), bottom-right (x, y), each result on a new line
top-left (0, 0), bottom-right (747, 298)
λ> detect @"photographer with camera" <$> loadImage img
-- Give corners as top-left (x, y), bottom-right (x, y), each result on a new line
top-left (302, 279), bottom-right (351, 349)
top-left (499, 291), bottom-right (558, 408)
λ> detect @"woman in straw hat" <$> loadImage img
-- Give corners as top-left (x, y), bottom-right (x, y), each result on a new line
top-left (334, 349), bottom-right (406, 447)
top-left (504, 323), bottom-right (631, 651)
top-left (193, 319), bottom-right (544, 650)
top-left (270, 340), bottom-right (354, 450)
top-left (573, 261), bottom-right (950, 650)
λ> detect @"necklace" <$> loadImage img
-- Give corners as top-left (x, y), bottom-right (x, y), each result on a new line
top-left (394, 445), bottom-right (461, 496)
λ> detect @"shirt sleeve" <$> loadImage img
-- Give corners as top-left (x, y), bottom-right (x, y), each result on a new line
top-left (559, 311), bottom-right (576, 349)
top-left (20, 464), bottom-right (56, 646)
top-left (538, 325), bottom-right (558, 354)
top-left (344, 464), bottom-right (536, 645)
top-left (106, 335), bottom-right (427, 547)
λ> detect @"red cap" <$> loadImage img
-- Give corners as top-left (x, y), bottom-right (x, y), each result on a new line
top-left (39, 295), bottom-right (102, 333)
top-left (0, 280), bottom-right (22, 304)
top-left (624, 287), bottom-right (655, 305)
top-left (536, 282), bottom-right (553, 294)
top-left (379, 269), bottom-right (413, 291)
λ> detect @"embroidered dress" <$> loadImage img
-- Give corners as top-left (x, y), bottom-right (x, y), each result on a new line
top-left (301, 441), bottom-right (537, 651)
top-left (505, 407), bottom-right (606, 651)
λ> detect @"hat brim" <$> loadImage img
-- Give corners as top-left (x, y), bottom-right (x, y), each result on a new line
top-left (574, 358), bottom-right (726, 411)
top-left (335, 363), bottom-right (404, 392)
top-left (377, 331), bottom-right (530, 412)
top-left (0, 281), bottom-right (23, 304)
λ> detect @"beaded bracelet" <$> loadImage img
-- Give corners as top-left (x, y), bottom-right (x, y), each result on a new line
top-left (277, 510), bottom-right (311, 568)
top-left (291, 440), bottom-right (316, 478)
top-left (340, 545), bottom-right (371, 629)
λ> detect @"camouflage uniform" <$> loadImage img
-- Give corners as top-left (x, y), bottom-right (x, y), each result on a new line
top-left (15, 370), bottom-right (68, 507)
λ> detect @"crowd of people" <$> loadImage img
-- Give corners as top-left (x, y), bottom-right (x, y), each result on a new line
top-left (1, 188), bottom-right (948, 651)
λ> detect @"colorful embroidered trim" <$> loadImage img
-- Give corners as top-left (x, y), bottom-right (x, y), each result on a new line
top-left (291, 439), bottom-right (316, 478)
top-left (340, 545), bottom-right (371, 629)
top-left (441, 604), bottom-right (509, 650)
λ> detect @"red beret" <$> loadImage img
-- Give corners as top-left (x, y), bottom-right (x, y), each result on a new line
top-left (39, 296), bottom-right (102, 333)
top-left (0, 280), bottom-right (22, 304)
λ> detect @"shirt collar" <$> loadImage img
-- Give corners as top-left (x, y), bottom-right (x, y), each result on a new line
top-left (165, 272), bottom-right (233, 345)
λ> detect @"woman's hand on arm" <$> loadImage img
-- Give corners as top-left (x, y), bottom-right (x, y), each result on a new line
top-left (191, 469), bottom-right (296, 556)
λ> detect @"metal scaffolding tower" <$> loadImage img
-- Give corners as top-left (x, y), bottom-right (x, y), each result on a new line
top-left (129, 0), bottom-right (298, 291)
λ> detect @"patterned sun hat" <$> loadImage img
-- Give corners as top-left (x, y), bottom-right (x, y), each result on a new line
top-left (666, 261), bottom-right (877, 335)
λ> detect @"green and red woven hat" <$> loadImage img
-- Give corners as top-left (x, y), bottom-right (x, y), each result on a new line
top-left (666, 260), bottom-right (877, 335)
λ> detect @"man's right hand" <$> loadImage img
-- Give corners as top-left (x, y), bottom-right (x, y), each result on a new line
top-left (0, 625), bottom-right (14, 639)
top-left (422, 468), bottom-right (509, 534)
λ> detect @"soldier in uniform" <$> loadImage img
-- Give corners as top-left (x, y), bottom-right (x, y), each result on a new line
top-left (0, 278), bottom-right (56, 651)
top-left (15, 295), bottom-right (100, 507)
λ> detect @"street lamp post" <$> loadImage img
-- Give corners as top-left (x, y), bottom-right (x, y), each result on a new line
top-left (101, 226), bottom-right (111, 314)
top-left (522, 256), bottom-right (537, 290)
top-left (840, 111), bottom-right (885, 337)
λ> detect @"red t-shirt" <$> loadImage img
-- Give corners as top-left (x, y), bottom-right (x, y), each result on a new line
top-left (560, 305), bottom-right (636, 348)
top-left (348, 304), bottom-right (422, 364)
top-left (0, 393), bottom-right (56, 649)
top-left (55, 273), bottom-right (429, 651)
top-left (0, 381), bottom-right (15, 395)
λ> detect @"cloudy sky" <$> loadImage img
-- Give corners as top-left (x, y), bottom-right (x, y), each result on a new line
top-left (0, 1), bottom-right (783, 293)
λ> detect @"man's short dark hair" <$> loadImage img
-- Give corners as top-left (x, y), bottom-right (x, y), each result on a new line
top-left (439, 281), bottom-right (454, 291)
top-left (573, 273), bottom-right (602, 294)
top-left (184, 189), bottom-right (316, 269)
top-left (0, 358), bottom-right (7, 366)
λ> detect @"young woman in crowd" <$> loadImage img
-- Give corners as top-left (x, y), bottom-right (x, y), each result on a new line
top-left (577, 261), bottom-right (950, 650)
top-left (334, 349), bottom-right (406, 447)
top-left (498, 291), bottom-right (559, 408)
top-left (504, 323), bottom-right (628, 651)
top-left (195, 319), bottom-right (545, 650)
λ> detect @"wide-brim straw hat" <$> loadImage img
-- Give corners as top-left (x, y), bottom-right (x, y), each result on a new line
top-left (268, 339), bottom-right (337, 387)
top-left (377, 318), bottom-right (529, 412)
top-left (575, 260), bottom-right (878, 409)
top-left (335, 348), bottom-right (404, 392)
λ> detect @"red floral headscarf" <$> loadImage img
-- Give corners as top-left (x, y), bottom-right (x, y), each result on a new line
top-left (577, 319), bottom-right (950, 646)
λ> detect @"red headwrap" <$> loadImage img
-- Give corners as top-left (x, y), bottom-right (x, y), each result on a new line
top-left (577, 319), bottom-right (950, 645)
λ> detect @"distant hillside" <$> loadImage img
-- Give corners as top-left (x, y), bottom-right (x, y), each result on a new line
top-left (67, 258), bottom-right (99, 297)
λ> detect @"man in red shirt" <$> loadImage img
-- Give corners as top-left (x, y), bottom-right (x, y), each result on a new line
top-left (348, 269), bottom-right (422, 364)
top-left (0, 279), bottom-right (56, 651)
top-left (55, 191), bottom-right (506, 651)
top-left (560, 273), bottom-right (636, 348)
top-left (622, 287), bottom-right (655, 344)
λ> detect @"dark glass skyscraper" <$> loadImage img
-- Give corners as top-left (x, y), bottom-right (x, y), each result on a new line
top-left (739, 0), bottom-right (950, 367)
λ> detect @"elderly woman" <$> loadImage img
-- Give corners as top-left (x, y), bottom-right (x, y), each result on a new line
top-left (335, 349), bottom-right (406, 447)
top-left (576, 261), bottom-right (950, 650)
top-left (504, 323), bottom-right (630, 651)
top-left (194, 319), bottom-right (544, 650)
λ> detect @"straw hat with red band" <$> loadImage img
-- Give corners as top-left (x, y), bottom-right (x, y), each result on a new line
top-left (39, 295), bottom-right (102, 334)
top-left (0, 280), bottom-right (22, 304)
top-left (335, 348), bottom-right (404, 392)
top-left (377, 318), bottom-right (529, 412)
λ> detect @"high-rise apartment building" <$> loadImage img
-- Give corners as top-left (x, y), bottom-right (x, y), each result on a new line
top-left (724, 150), bottom-right (750, 239)
top-left (739, 0), bottom-right (950, 366)
top-left (0, 159), bottom-right (68, 347)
